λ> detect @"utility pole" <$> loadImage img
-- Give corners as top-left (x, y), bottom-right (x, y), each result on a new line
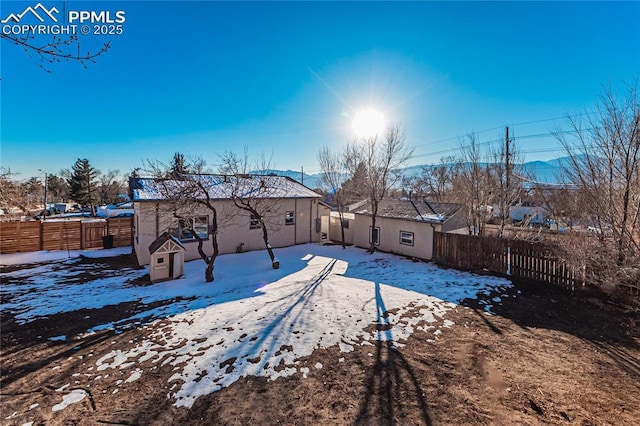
top-left (500, 126), bottom-right (511, 237)
top-left (301, 166), bottom-right (304, 185)
top-left (39, 169), bottom-right (48, 220)
top-left (505, 126), bottom-right (510, 191)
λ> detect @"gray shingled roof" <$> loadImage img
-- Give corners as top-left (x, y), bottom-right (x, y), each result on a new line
top-left (352, 199), bottom-right (463, 223)
top-left (131, 175), bottom-right (321, 202)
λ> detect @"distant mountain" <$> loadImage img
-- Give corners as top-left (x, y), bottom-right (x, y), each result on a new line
top-left (254, 156), bottom-right (577, 190)
top-left (405, 158), bottom-right (571, 185)
top-left (249, 169), bottom-right (323, 189)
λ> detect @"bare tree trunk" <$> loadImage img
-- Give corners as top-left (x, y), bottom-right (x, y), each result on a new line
top-left (369, 201), bottom-right (378, 253)
top-left (204, 230), bottom-right (219, 282)
top-left (260, 220), bottom-right (279, 269)
top-left (338, 211), bottom-right (347, 249)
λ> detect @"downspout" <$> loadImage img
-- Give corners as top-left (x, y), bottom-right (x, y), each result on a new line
top-left (155, 202), bottom-right (160, 239)
top-left (316, 198), bottom-right (320, 242)
top-left (429, 222), bottom-right (436, 261)
top-left (309, 199), bottom-right (313, 242)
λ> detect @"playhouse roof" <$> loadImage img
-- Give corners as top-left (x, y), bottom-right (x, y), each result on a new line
top-left (148, 232), bottom-right (186, 255)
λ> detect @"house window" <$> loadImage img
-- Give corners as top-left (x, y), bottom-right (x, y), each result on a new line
top-left (341, 220), bottom-right (349, 229)
top-left (369, 226), bottom-right (380, 246)
top-left (399, 231), bottom-right (414, 246)
top-left (250, 214), bottom-right (261, 230)
top-left (285, 211), bottom-right (295, 225)
top-left (179, 216), bottom-right (209, 241)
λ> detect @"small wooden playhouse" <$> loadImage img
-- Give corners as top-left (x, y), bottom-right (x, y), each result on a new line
top-left (148, 232), bottom-right (185, 283)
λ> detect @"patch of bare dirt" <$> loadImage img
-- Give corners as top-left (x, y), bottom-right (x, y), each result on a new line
top-left (1, 261), bottom-right (639, 425)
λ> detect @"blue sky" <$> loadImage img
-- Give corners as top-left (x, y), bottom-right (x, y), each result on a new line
top-left (1, 1), bottom-right (639, 180)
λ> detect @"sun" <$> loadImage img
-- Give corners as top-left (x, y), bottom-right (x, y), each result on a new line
top-left (352, 108), bottom-right (386, 139)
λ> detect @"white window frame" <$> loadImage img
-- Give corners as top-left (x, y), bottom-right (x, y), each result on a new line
top-left (179, 216), bottom-right (209, 241)
top-left (250, 214), bottom-right (261, 230)
top-left (285, 210), bottom-right (295, 225)
top-left (369, 226), bottom-right (380, 246)
top-left (399, 230), bottom-right (414, 246)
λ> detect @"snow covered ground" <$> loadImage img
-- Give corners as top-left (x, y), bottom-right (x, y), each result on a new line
top-left (0, 246), bottom-right (132, 266)
top-left (1, 244), bottom-right (512, 409)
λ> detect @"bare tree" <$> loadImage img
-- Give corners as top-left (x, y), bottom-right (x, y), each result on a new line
top-left (451, 134), bottom-right (495, 236)
top-left (349, 124), bottom-right (414, 253)
top-left (218, 150), bottom-right (284, 269)
top-left (556, 81), bottom-right (640, 291)
top-left (404, 156), bottom-right (457, 202)
top-left (317, 145), bottom-right (353, 248)
top-left (0, 168), bottom-right (30, 214)
top-left (490, 136), bottom-right (529, 237)
top-left (99, 170), bottom-right (126, 205)
top-left (145, 156), bottom-right (225, 282)
top-left (1, 32), bottom-right (110, 72)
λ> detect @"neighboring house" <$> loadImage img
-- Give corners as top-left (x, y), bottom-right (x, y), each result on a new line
top-left (131, 175), bottom-right (331, 266)
top-left (97, 202), bottom-right (134, 218)
top-left (351, 199), bottom-right (465, 260)
top-left (508, 201), bottom-right (550, 225)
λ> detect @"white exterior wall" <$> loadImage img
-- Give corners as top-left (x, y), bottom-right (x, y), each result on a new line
top-left (134, 198), bottom-right (328, 266)
top-left (328, 212), bottom-right (355, 245)
top-left (353, 214), bottom-right (441, 260)
top-left (510, 205), bottom-right (550, 224)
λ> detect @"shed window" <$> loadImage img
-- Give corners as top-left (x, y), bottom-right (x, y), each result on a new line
top-left (369, 226), bottom-right (380, 246)
top-left (179, 216), bottom-right (209, 241)
top-left (285, 211), bottom-right (295, 225)
top-left (250, 214), bottom-right (261, 229)
top-left (399, 231), bottom-right (414, 246)
top-left (157, 257), bottom-right (164, 264)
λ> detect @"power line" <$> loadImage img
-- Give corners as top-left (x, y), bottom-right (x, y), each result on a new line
top-left (411, 111), bottom-right (596, 149)
top-left (412, 127), bottom-right (594, 160)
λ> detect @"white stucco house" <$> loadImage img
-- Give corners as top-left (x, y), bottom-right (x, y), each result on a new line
top-left (130, 175), bottom-right (331, 266)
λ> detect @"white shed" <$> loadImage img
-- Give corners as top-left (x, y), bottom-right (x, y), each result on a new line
top-left (148, 232), bottom-right (185, 283)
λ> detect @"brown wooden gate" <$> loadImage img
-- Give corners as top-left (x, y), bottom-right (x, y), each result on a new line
top-left (82, 221), bottom-right (107, 249)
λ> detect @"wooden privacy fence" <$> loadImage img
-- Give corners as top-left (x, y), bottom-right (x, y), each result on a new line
top-left (433, 232), bottom-right (579, 291)
top-left (0, 217), bottom-right (133, 254)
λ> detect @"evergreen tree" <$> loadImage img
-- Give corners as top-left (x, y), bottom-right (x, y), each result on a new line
top-left (169, 152), bottom-right (188, 179)
top-left (67, 159), bottom-right (99, 214)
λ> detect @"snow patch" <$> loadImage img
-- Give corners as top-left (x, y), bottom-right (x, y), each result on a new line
top-left (300, 367), bottom-right (310, 378)
top-left (52, 389), bottom-right (87, 412)
top-left (125, 369), bottom-right (142, 383)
